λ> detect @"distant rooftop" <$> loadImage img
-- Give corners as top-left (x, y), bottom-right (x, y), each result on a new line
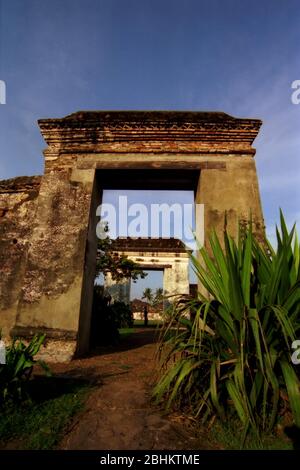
top-left (110, 237), bottom-right (189, 253)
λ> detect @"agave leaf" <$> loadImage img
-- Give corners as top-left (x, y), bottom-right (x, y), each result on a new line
top-left (153, 360), bottom-right (183, 403)
top-left (167, 359), bottom-right (201, 408)
top-left (249, 370), bottom-right (264, 409)
top-left (280, 360), bottom-right (300, 427)
top-left (226, 379), bottom-right (248, 425)
top-left (210, 359), bottom-right (225, 419)
top-left (224, 232), bottom-right (244, 320)
top-left (248, 308), bottom-right (266, 378)
top-left (241, 229), bottom-right (252, 308)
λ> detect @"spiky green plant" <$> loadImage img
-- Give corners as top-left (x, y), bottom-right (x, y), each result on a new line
top-left (0, 334), bottom-right (50, 404)
top-left (153, 212), bottom-right (300, 444)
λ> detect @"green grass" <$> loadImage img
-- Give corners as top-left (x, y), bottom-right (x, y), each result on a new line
top-left (209, 418), bottom-right (293, 450)
top-left (118, 364), bottom-right (132, 370)
top-left (119, 320), bottom-right (162, 338)
top-left (119, 327), bottom-right (135, 339)
top-left (0, 376), bottom-right (91, 450)
top-left (134, 319), bottom-right (162, 327)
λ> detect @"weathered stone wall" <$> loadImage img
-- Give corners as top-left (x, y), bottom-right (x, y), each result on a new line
top-left (12, 169), bottom-right (98, 360)
top-left (195, 156), bottom-right (265, 248)
top-left (0, 176), bottom-right (41, 337)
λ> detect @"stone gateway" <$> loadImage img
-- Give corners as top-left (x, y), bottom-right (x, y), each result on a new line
top-left (0, 111), bottom-right (264, 361)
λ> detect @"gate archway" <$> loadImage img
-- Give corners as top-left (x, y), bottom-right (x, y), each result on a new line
top-left (104, 237), bottom-right (190, 310)
top-left (1, 111), bottom-right (264, 361)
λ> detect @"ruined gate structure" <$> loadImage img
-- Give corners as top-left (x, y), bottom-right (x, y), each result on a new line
top-left (103, 237), bottom-right (190, 308)
top-left (0, 111), bottom-right (264, 361)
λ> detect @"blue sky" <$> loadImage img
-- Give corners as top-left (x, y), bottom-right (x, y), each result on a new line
top-left (0, 0), bottom-right (299, 297)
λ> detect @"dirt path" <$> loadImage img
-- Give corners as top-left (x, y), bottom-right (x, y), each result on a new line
top-left (51, 328), bottom-right (214, 450)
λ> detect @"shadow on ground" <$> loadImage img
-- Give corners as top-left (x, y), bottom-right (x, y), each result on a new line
top-left (28, 375), bottom-right (92, 403)
top-left (88, 327), bottom-right (160, 358)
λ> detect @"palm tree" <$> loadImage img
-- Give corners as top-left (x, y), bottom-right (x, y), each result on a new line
top-left (142, 288), bottom-right (153, 327)
top-left (153, 288), bottom-right (164, 306)
top-left (142, 287), bottom-right (153, 305)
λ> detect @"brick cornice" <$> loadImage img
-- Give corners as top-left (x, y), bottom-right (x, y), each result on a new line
top-left (38, 110), bottom-right (262, 156)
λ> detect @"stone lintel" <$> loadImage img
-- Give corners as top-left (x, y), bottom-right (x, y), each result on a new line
top-left (76, 157), bottom-right (228, 170)
top-left (131, 263), bottom-right (173, 270)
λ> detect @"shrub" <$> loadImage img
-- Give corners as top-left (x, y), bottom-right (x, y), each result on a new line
top-left (110, 301), bottom-right (134, 328)
top-left (0, 333), bottom-right (50, 405)
top-left (90, 288), bottom-right (120, 346)
top-left (90, 284), bottom-right (134, 347)
top-left (154, 212), bottom-right (300, 444)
